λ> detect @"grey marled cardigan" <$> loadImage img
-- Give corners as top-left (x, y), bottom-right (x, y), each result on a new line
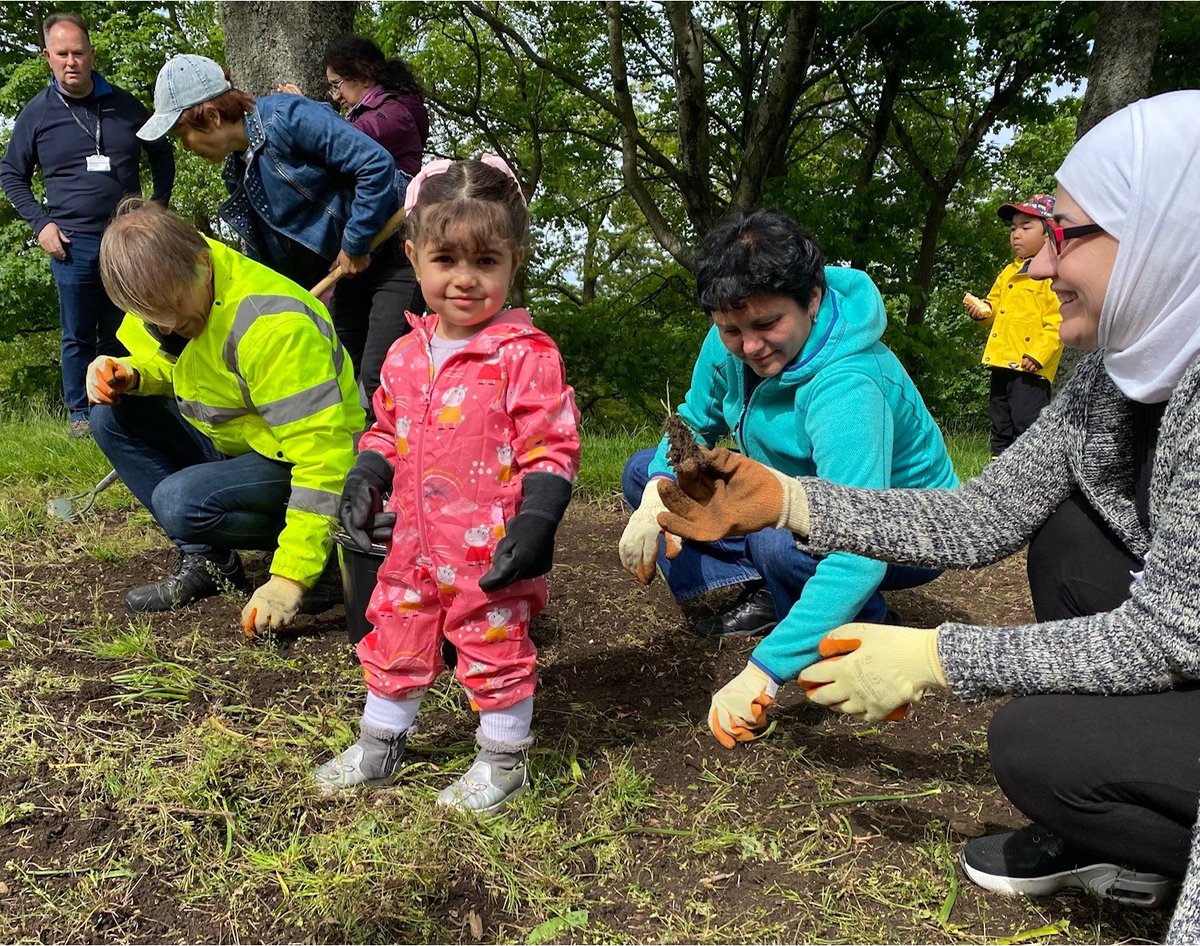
top-left (801, 350), bottom-right (1200, 942)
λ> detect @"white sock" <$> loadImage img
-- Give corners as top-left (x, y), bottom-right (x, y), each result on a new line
top-left (478, 697), bottom-right (534, 748)
top-left (361, 690), bottom-right (422, 737)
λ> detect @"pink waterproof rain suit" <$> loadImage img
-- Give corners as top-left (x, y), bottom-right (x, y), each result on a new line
top-left (357, 308), bottom-right (581, 710)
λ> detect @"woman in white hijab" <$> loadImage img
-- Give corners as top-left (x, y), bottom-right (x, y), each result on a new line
top-left (654, 90), bottom-right (1200, 939)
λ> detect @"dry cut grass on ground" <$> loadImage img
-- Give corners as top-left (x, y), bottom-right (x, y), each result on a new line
top-left (0, 472), bottom-right (1172, 944)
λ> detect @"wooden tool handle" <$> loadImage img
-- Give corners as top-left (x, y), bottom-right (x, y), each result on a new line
top-left (309, 207), bottom-right (407, 297)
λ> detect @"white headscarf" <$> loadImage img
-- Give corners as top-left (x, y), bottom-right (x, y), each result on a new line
top-left (1056, 90), bottom-right (1200, 403)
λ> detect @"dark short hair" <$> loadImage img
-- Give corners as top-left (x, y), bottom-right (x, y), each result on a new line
top-left (43, 13), bottom-right (90, 46)
top-left (324, 34), bottom-right (423, 95)
top-left (694, 208), bottom-right (825, 312)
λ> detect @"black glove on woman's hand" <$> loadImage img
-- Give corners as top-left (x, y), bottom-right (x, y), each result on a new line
top-left (479, 472), bottom-right (573, 592)
top-left (339, 450), bottom-right (394, 552)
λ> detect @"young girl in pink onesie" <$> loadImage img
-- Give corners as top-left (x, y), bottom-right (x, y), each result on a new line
top-left (315, 156), bottom-right (581, 813)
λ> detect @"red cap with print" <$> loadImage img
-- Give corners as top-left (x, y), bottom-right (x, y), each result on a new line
top-left (997, 193), bottom-right (1055, 222)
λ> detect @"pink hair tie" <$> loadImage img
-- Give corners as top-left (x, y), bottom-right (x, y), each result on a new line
top-left (403, 153), bottom-right (526, 213)
top-left (479, 154), bottom-right (526, 205)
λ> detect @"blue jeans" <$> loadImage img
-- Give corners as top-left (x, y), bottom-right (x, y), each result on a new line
top-left (621, 448), bottom-right (942, 619)
top-left (91, 396), bottom-right (293, 557)
top-left (49, 230), bottom-right (125, 421)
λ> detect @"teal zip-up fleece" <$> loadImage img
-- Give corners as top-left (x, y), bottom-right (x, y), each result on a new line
top-left (649, 266), bottom-right (958, 682)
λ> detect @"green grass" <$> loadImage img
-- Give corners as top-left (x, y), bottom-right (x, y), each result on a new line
top-left (0, 410), bottom-right (989, 526)
top-left (576, 424), bottom-right (992, 504)
top-left (3, 409), bottom-right (1136, 945)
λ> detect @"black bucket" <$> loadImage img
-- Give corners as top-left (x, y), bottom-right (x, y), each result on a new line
top-left (333, 532), bottom-right (458, 667)
top-left (334, 532), bottom-right (386, 645)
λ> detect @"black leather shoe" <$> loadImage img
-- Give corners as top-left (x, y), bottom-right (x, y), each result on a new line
top-left (126, 551), bottom-right (248, 613)
top-left (692, 586), bottom-right (778, 639)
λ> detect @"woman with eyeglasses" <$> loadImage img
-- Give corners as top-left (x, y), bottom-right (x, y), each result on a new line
top-left (278, 36), bottom-right (429, 414)
top-left (655, 90), bottom-right (1200, 938)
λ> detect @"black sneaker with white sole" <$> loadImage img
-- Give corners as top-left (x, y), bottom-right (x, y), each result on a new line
top-left (961, 826), bottom-right (1175, 908)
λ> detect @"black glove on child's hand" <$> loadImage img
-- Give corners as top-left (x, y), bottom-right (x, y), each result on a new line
top-left (479, 472), bottom-right (573, 592)
top-left (339, 450), bottom-right (394, 552)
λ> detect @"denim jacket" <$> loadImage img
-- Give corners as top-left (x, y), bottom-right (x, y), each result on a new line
top-left (220, 93), bottom-right (398, 265)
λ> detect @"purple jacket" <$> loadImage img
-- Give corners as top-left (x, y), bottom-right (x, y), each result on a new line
top-left (346, 86), bottom-right (428, 177)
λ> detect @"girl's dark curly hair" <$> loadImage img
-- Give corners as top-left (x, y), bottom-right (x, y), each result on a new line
top-left (323, 34), bottom-right (423, 95)
top-left (694, 208), bottom-right (825, 312)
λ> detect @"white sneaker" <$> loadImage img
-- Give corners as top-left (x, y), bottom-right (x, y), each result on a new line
top-left (313, 729), bottom-right (407, 794)
top-left (436, 749), bottom-right (528, 813)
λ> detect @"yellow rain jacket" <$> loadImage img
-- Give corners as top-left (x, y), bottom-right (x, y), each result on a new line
top-left (117, 238), bottom-right (364, 586)
top-left (979, 257), bottom-right (1064, 382)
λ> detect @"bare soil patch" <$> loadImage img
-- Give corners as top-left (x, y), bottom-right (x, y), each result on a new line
top-left (0, 503), bottom-right (1169, 943)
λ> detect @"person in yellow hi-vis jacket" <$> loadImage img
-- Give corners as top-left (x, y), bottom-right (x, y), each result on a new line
top-left (964, 193), bottom-right (1063, 458)
top-left (88, 197), bottom-right (363, 634)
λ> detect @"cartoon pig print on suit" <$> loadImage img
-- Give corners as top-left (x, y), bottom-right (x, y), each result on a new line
top-left (437, 386), bottom-right (468, 427)
top-left (436, 564), bottom-right (459, 595)
top-left (497, 444), bottom-right (514, 483)
top-left (484, 607), bottom-right (514, 642)
top-left (464, 525), bottom-right (492, 564)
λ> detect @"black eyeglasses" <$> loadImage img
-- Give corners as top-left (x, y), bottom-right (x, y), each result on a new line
top-left (327, 77), bottom-right (345, 96)
top-left (1042, 219), bottom-right (1104, 256)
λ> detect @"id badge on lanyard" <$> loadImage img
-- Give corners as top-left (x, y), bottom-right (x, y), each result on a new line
top-left (58, 91), bottom-right (108, 172)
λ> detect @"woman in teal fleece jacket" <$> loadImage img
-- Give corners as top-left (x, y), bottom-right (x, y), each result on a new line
top-left (619, 208), bottom-right (957, 748)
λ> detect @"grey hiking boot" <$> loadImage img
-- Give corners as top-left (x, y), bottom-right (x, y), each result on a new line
top-left (313, 727), bottom-right (408, 794)
top-left (126, 550), bottom-right (249, 613)
top-left (436, 746), bottom-right (529, 814)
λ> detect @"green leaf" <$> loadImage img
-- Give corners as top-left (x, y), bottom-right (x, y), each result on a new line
top-left (526, 909), bottom-right (588, 944)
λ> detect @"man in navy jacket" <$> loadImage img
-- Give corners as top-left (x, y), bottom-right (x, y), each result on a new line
top-left (0, 13), bottom-right (174, 437)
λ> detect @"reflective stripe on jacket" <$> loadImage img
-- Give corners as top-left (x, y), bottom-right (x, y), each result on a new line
top-left (117, 238), bottom-right (364, 585)
top-left (980, 257), bottom-right (1064, 382)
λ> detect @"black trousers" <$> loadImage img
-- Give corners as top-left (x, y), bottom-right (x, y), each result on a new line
top-left (329, 237), bottom-right (424, 419)
top-left (989, 367), bottom-right (1051, 456)
top-left (986, 491), bottom-right (1200, 877)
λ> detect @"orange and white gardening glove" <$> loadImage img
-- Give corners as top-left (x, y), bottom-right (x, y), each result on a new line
top-left (618, 478), bottom-right (681, 584)
top-left (798, 623), bottom-right (947, 722)
top-left (656, 446), bottom-right (809, 545)
top-left (709, 662), bottom-right (779, 749)
top-left (241, 575), bottom-right (306, 637)
top-left (85, 356), bottom-right (139, 405)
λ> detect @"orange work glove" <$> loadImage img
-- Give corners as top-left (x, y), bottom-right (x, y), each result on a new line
top-left (709, 662), bottom-right (779, 749)
top-left (85, 356), bottom-right (139, 405)
top-left (798, 623), bottom-right (945, 722)
top-left (656, 446), bottom-right (808, 546)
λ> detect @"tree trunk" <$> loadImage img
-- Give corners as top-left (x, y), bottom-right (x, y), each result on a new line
top-left (1076, 1), bottom-right (1164, 138)
top-left (220, 1), bottom-right (357, 97)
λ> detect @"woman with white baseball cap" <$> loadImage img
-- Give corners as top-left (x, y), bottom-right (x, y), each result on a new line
top-left (139, 54), bottom-right (414, 415)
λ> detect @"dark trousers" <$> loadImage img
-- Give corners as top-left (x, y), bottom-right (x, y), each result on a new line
top-left (50, 230), bottom-right (125, 421)
top-left (987, 491), bottom-right (1200, 877)
top-left (989, 367), bottom-right (1051, 456)
top-left (329, 237), bottom-right (422, 418)
top-left (90, 396), bottom-right (292, 558)
top-left (621, 447), bottom-right (941, 669)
